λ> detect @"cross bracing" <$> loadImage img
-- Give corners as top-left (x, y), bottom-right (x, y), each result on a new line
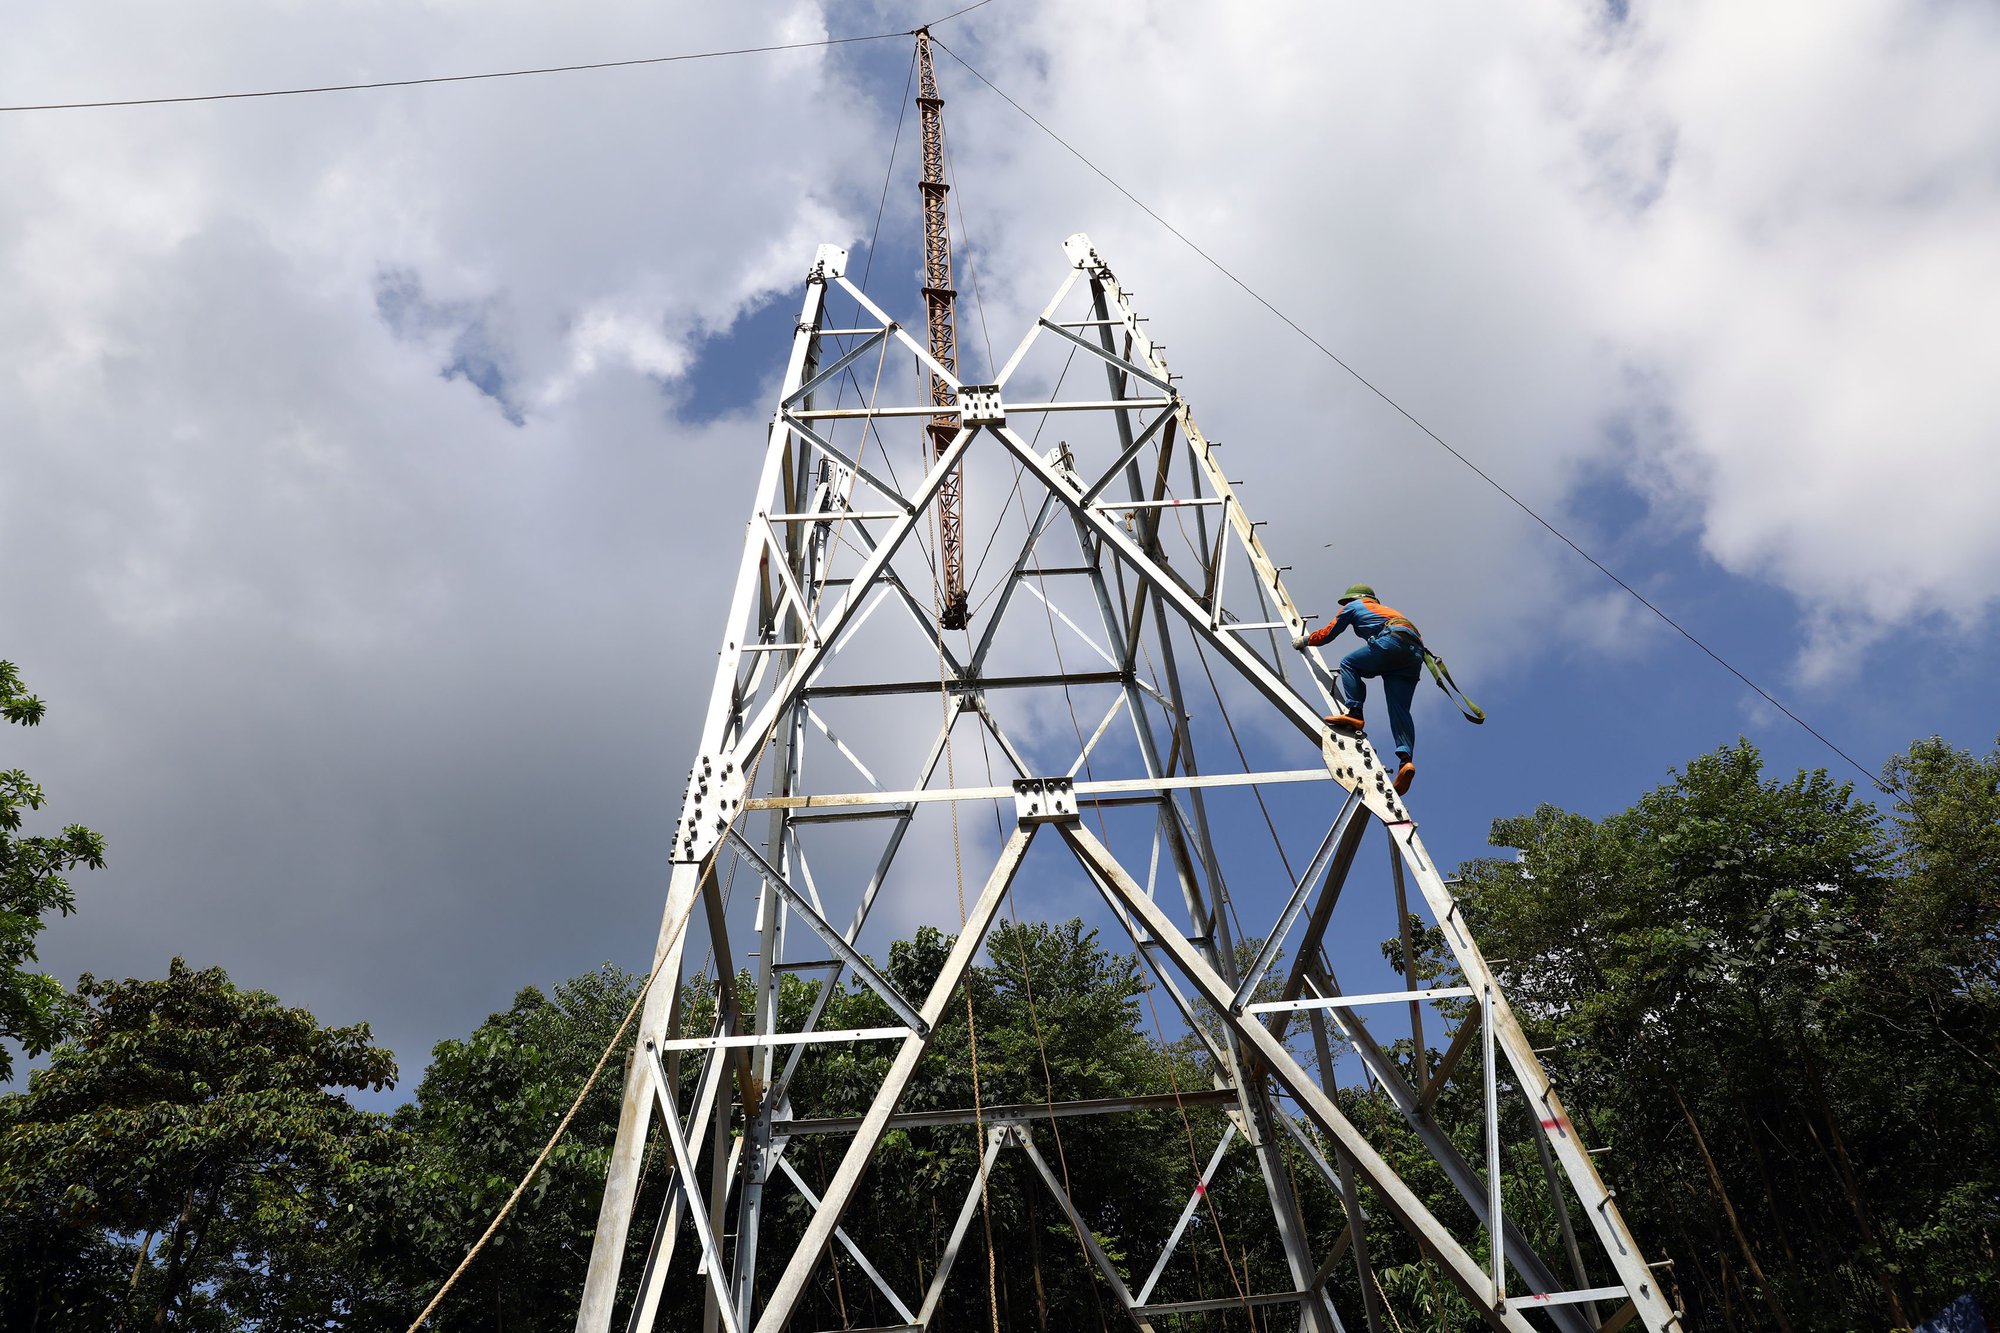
top-left (575, 234), bottom-right (1682, 1333)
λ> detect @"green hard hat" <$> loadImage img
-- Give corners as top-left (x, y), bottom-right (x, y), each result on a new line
top-left (1339, 583), bottom-right (1377, 603)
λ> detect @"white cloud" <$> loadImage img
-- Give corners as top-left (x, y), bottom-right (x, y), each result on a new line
top-left (945, 0), bottom-right (2000, 683)
top-left (1603, 1), bottom-right (2000, 678)
top-left (0, 0), bottom-right (887, 1056)
top-left (6, 0), bottom-right (1998, 1071)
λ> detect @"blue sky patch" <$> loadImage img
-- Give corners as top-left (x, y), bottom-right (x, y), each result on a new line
top-left (374, 267), bottom-right (523, 426)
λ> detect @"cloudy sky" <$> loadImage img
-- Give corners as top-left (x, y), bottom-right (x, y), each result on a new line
top-left (5, 0), bottom-right (1998, 1095)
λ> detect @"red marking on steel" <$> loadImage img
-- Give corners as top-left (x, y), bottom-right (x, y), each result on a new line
top-left (1193, 1184), bottom-right (1206, 1197)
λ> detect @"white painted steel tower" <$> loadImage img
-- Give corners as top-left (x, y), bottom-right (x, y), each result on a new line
top-left (570, 225), bottom-right (1681, 1333)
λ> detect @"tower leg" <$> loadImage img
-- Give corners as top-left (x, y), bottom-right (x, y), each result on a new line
top-left (575, 861), bottom-right (703, 1333)
top-left (1309, 1010), bottom-right (1387, 1333)
top-left (1238, 1078), bottom-right (1343, 1333)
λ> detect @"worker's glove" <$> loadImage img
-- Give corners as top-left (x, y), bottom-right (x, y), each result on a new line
top-left (1291, 632), bottom-right (1309, 651)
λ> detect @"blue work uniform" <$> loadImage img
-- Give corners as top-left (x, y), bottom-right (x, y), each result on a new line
top-left (1305, 597), bottom-right (1423, 763)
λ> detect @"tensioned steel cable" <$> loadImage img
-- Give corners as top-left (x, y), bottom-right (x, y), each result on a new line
top-left (0, 0), bottom-right (998, 113)
top-left (859, 45), bottom-right (920, 294)
top-left (931, 38), bottom-right (1890, 796)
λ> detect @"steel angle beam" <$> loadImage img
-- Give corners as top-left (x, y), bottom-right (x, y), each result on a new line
top-left (1077, 402), bottom-right (1179, 505)
top-left (993, 265), bottom-right (1084, 386)
top-left (743, 765), bottom-right (1332, 812)
top-left (641, 1043), bottom-right (743, 1333)
top-left (722, 426), bottom-right (978, 784)
top-left (915, 1126), bottom-right (1007, 1327)
top-left (1135, 1123), bottom-right (1236, 1305)
top-left (988, 421), bottom-right (1332, 751)
top-left (1232, 791), bottom-right (1363, 1011)
top-left (783, 324), bottom-right (891, 409)
top-left (1005, 1124), bottom-right (1158, 1332)
top-left (722, 826), bottom-right (924, 1035)
top-left (773, 1088), bottom-right (1238, 1136)
top-left (773, 1155), bottom-right (918, 1325)
top-left (1134, 1291), bottom-right (1310, 1318)
top-left (1032, 314), bottom-right (1176, 396)
top-left (777, 412), bottom-right (914, 519)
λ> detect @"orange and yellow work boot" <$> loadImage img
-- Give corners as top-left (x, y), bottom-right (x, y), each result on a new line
top-left (1323, 713), bottom-right (1365, 732)
top-left (1393, 761), bottom-right (1416, 795)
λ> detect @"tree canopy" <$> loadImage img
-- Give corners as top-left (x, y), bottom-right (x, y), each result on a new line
top-left (1456, 738), bottom-right (2000, 1330)
top-left (0, 660), bottom-right (104, 1080)
top-left (0, 958), bottom-right (395, 1330)
top-left (1, 733), bottom-right (1995, 1331)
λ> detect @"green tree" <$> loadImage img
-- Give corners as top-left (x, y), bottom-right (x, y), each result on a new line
top-left (0, 958), bottom-right (396, 1330)
top-left (1451, 738), bottom-right (2000, 1332)
top-left (0, 660), bottom-right (104, 1078)
top-left (353, 964), bottom-right (654, 1333)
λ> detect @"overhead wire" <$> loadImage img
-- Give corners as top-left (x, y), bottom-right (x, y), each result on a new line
top-left (940, 99), bottom-right (1040, 612)
top-left (926, 146), bottom-right (1267, 1310)
top-left (822, 42), bottom-right (916, 516)
top-left (862, 46), bottom-right (920, 294)
top-left (764, 83), bottom-right (997, 1304)
top-left (925, 0), bottom-right (1003, 26)
top-left (1098, 441), bottom-right (1275, 1321)
top-left (1116, 469), bottom-right (1265, 967)
top-left (943, 129), bottom-right (1119, 1333)
top-left (941, 114), bottom-right (998, 380)
top-left (1, 34), bottom-right (901, 114)
top-left (831, 45), bottom-right (942, 576)
top-left (929, 38), bottom-right (1890, 797)
top-left (0, 2), bottom-right (998, 115)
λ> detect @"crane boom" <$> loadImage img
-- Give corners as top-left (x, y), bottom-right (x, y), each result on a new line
top-left (915, 28), bottom-right (969, 630)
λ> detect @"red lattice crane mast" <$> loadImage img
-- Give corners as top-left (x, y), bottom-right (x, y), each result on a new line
top-left (916, 28), bottom-right (970, 630)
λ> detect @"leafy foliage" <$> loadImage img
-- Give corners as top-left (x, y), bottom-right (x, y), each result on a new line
top-left (2, 733), bottom-right (1995, 1332)
top-left (0, 661), bottom-right (104, 1078)
top-left (0, 958), bottom-right (396, 1330)
top-left (350, 964), bottom-right (654, 1333)
top-left (1455, 738), bottom-right (2000, 1331)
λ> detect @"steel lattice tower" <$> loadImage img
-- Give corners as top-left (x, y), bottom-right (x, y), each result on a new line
top-left (574, 234), bottom-right (1682, 1333)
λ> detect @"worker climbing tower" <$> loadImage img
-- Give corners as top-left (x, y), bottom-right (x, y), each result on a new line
top-left (571, 223), bottom-right (1683, 1330)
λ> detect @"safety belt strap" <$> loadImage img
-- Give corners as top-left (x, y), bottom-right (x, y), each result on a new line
top-left (1423, 648), bottom-right (1486, 724)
